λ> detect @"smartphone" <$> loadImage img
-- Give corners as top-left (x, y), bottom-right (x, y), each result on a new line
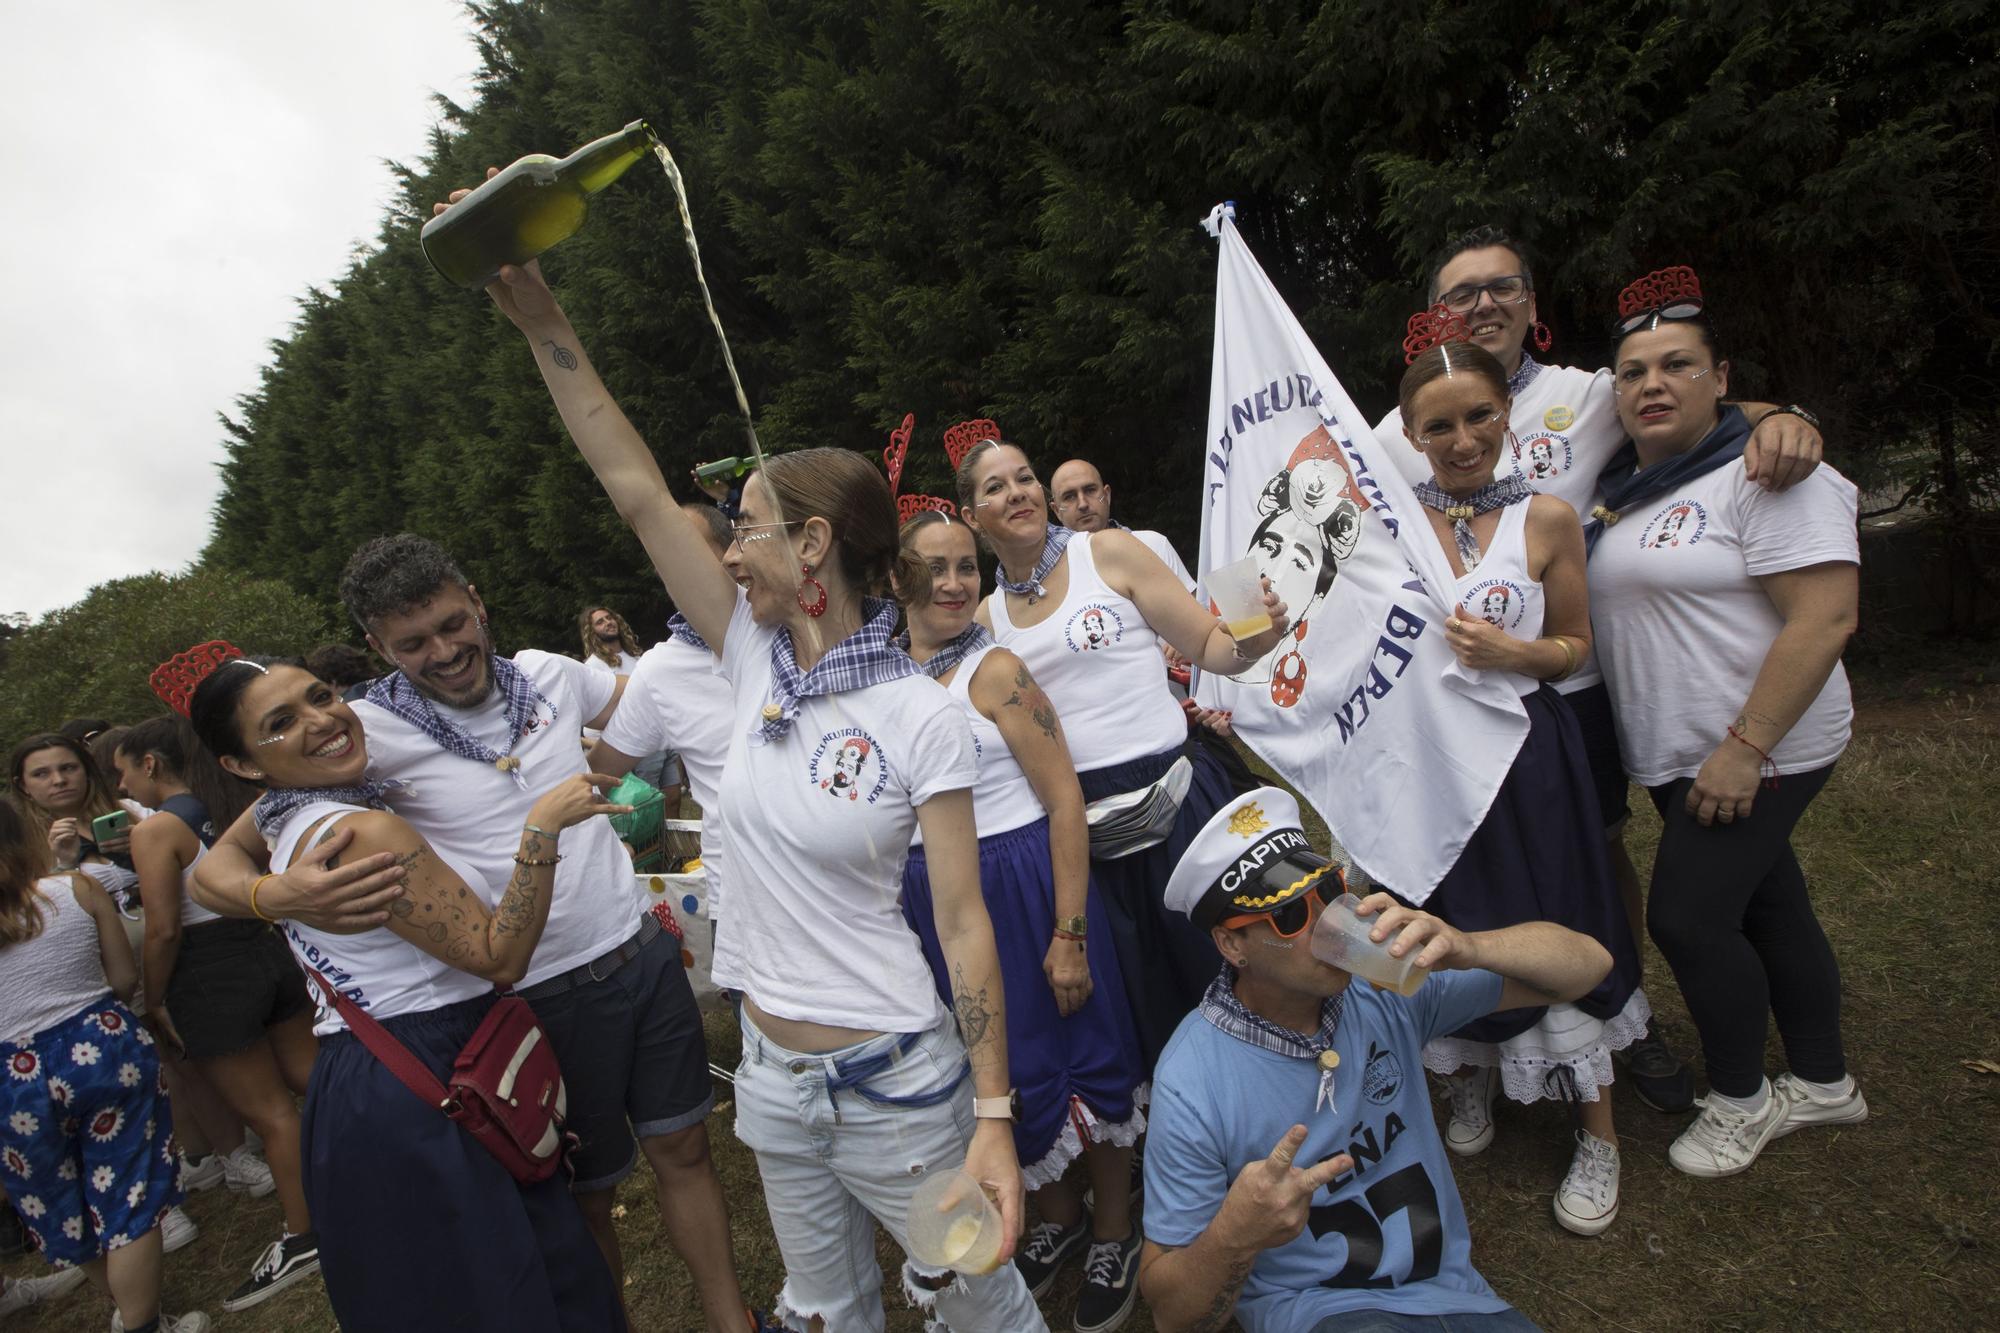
top-left (91, 809), bottom-right (133, 844)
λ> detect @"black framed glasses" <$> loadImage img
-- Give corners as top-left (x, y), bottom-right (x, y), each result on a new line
top-left (1436, 275), bottom-right (1530, 313)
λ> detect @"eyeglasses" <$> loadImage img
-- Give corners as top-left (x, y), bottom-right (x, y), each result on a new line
top-left (1436, 275), bottom-right (1530, 313)
top-left (1221, 866), bottom-right (1341, 939)
top-left (1614, 299), bottom-right (1705, 336)
top-left (1613, 360), bottom-right (1713, 396)
top-left (730, 520), bottom-right (801, 544)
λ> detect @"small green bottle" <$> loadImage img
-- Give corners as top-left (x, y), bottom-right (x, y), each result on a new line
top-left (421, 119), bottom-right (657, 290)
top-left (693, 456), bottom-right (757, 481)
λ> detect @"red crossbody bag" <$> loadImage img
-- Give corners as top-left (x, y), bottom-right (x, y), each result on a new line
top-left (304, 971), bottom-right (573, 1184)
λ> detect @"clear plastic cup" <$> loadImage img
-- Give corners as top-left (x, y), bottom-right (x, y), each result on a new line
top-left (905, 1168), bottom-right (1004, 1275)
top-left (1310, 893), bottom-right (1427, 996)
top-left (1207, 554), bottom-right (1273, 641)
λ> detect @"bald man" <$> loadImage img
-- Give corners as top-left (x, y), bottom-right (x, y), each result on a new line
top-left (1049, 458), bottom-right (1195, 590)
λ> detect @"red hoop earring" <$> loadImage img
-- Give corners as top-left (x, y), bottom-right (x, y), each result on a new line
top-left (797, 565), bottom-right (828, 618)
top-left (1532, 321), bottom-right (1553, 353)
top-left (1270, 621), bottom-right (1308, 708)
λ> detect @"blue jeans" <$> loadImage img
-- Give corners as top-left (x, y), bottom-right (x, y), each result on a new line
top-left (1312, 1308), bottom-right (1541, 1332)
top-left (734, 1014), bottom-right (1048, 1332)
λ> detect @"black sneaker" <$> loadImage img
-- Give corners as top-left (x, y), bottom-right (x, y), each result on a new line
top-left (1073, 1229), bottom-right (1141, 1333)
top-left (1014, 1216), bottom-right (1089, 1298)
top-left (1621, 1021), bottom-right (1696, 1113)
top-left (222, 1231), bottom-right (322, 1312)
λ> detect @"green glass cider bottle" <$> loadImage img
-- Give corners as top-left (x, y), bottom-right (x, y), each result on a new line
top-left (420, 119), bottom-right (656, 290)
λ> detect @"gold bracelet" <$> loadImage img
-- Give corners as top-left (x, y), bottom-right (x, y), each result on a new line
top-left (249, 873), bottom-right (279, 924)
top-left (1550, 635), bottom-right (1580, 681)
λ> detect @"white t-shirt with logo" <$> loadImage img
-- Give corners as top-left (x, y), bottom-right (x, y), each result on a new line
top-left (1374, 362), bottom-right (1618, 691)
top-left (711, 596), bottom-right (975, 1032)
top-left (352, 651), bottom-right (634, 987)
top-left (989, 531), bottom-right (1189, 771)
top-left (599, 635), bottom-right (734, 915)
top-left (1589, 460), bottom-right (1858, 786)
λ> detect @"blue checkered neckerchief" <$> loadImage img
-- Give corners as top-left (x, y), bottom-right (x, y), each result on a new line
top-left (995, 526), bottom-right (1072, 600)
top-left (1411, 473), bottom-right (1536, 574)
top-left (364, 655), bottom-right (553, 790)
top-left (757, 597), bottom-right (921, 743)
top-left (666, 612), bottom-right (711, 654)
top-left (251, 782), bottom-right (405, 844)
top-left (1199, 964), bottom-right (1346, 1062)
top-left (897, 622), bottom-right (993, 681)
top-left (1508, 352), bottom-right (1543, 397)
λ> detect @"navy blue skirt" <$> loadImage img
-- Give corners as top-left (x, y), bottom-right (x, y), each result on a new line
top-left (1077, 741), bottom-right (1237, 1066)
top-left (1419, 685), bottom-right (1641, 1044)
top-left (300, 992), bottom-right (622, 1331)
top-left (903, 817), bottom-right (1146, 1183)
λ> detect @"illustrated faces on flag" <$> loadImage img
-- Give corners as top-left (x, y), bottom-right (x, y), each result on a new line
top-left (1236, 427), bottom-right (1364, 683)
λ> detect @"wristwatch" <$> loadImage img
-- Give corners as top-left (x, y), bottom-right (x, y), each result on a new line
top-left (972, 1090), bottom-right (1019, 1122)
top-left (1758, 403), bottom-right (1820, 430)
top-left (1054, 914), bottom-right (1088, 937)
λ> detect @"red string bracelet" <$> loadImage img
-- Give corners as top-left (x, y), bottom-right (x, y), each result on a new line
top-left (1726, 725), bottom-right (1781, 790)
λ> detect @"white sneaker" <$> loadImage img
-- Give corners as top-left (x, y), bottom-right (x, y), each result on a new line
top-left (1771, 1073), bottom-right (1868, 1140)
top-left (1553, 1131), bottom-right (1620, 1235)
top-left (160, 1204), bottom-right (199, 1254)
top-left (179, 1152), bottom-right (226, 1193)
top-left (1443, 1065), bottom-right (1498, 1156)
top-left (111, 1311), bottom-right (212, 1332)
top-left (0, 1266), bottom-right (88, 1315)
top-left (222, 1146), bottom-right (276, 1198)
top-left (1667, 1084), bottom-right (1789, 1178)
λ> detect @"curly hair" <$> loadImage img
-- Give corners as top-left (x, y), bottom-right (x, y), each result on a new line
top-left (577, 606), bottom-right (643, 667)
top-left (338, 533), bottom-right (470, 634)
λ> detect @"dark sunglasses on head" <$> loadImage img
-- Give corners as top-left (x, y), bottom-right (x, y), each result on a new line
top-left (1221, 865), bottom-right (1343, 939)
top-left (1614, 298), bottom-right (1705, 336)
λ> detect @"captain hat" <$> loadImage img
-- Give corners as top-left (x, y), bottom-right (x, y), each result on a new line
top-left (1164, 786), bottom-right (1346, 932)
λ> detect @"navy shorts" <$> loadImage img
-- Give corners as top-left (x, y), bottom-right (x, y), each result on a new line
top-left (1561, 682), bottom-right (1630, 828)
top-left (522, 918), bottom-right (715, 1191)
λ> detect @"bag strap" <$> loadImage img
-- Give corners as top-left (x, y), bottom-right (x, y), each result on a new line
top-left (301, 967), bottom-right (450, 1110)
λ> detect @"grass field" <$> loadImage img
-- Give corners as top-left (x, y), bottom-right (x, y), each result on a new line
top-left (6, 677), bottom-right (1997, 1332)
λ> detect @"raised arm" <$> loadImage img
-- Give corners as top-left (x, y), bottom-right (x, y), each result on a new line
top-left (972, 650), bottom-right (1091, 1017)
top-left (1352, 893), bottom-right (1613, 1014)
top-left (313, 774), bottom-right (625, 985)
top-left (1685, 560), bottom-right (1858, 826)
top-left (1093, 529), bottom-right (1290, 675)
top-left (915, 786), bottom-right (1022, 1256)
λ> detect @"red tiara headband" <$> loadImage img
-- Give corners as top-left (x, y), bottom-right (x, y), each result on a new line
top-left (884, 412), bottom-right (959, 524)
top-left (1402, 304), bottom-right (1471, 365)
top-left (942, 418), bottom-right (1002, 471)
top-left (1615, 265), bottom-right (1705, 335)
top-left (150, 640), bottom-right (262, 717)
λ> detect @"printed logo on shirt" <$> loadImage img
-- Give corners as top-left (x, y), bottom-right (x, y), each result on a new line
top-left (1543, 405), bottom-right (1576, 432)
top-left (1362, 1040), bottom-right (1403, 1105)
top-left (1638, 499), bottom-right (1709, 550)
top-left (1063, 604), bottom-right (1125, 654)
top-left (522, 699), bottom-right (555, 736)
top-left (1511, 432), bottom-right (1573, 482)
top-left (809, 727), bottom-right (889, 805)
top-left (1463, 579), bottom-right (1526, 632)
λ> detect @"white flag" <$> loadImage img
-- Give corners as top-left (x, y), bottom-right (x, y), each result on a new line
top-left (1193, 209), bottom-right (1527, 902)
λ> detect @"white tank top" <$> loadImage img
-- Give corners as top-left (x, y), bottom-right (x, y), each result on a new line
top-left (269, 802), bottom-right (488, 1036)
top-left (927, 645), bottom-right (1047, 843)
top-left (988, 532), bottom-right (1187, 771)
top-left (0, 878), bottom-right (113, 1044)
top-left (1451, 500), bottom-right (1545, 698)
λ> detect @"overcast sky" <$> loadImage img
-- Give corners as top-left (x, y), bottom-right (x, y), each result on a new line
top-left (1, 2), bottom-right (483, 619)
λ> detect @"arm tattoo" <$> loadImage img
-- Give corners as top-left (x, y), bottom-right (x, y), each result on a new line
top-left (493, 830), bottom-right (549, 939)
top-left (541, 339), bottom-right (578, 370)
top-left (1000, 665), bottom-right (1061, 743)
top-left (950, 962), bottom-right (995, 1057)
top-left (1192, 1253), bottom-right (1255, 1333)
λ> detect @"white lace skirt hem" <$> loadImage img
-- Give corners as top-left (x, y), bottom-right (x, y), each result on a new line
top-left (1021, 1083), bottom-right (1150, 1191)
top-left (1421, 988), bottom-right (1652, 1105)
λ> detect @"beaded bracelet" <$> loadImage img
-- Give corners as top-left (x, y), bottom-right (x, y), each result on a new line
top-left (513, 854), bottom-right (562, 867)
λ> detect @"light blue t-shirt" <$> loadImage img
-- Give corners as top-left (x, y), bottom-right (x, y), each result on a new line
top-left (1143, 969), bottom-right (1511, 1332)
